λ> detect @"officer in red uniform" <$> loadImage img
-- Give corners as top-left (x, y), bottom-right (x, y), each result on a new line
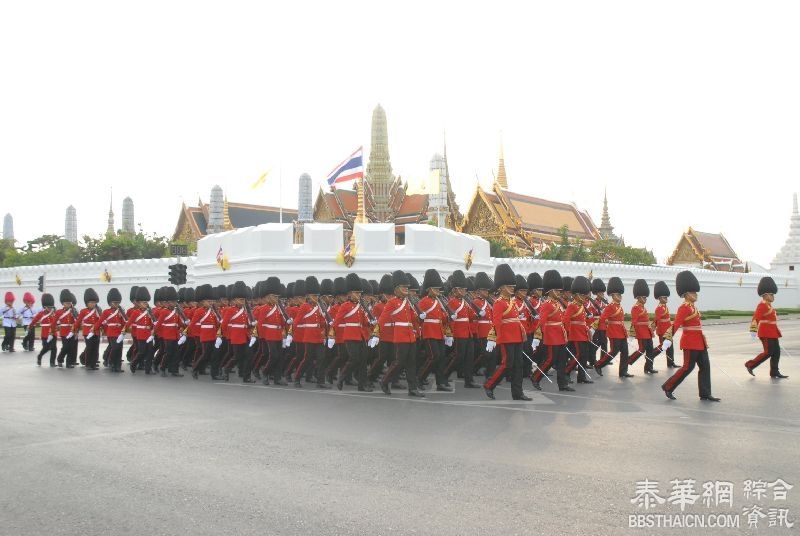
top-left (292, 277), bottom-right (329, 388)
top-left (188, 284), bottom-right (220, 379)
top-left (74, 288), bottom-right (101, 370)
top-left (125, 286), bottom-right (140, 365)
top-left (746, 276), bottom-right (787, 379)
top-left (324, 277), bottom-right (350, 384)
top-left (284, 280), bottom-right (305, 380)
top-left (661, 271), bottom-right (720, 401)
top-left (366, 274), bottom-right (396, 388)
top-left (472, 272), bottom-right (496, 382)
top-left (378, 270), bottom-right (424, 397)
top-left (255, 277), bottom-right (289, 385)
top-left (125, 287), bottom-right (156, 374)
top-left (627, 279), bottom-right (668, 374)
top-left (653, 281), bottom-right (677, 368)
top-left (523, 272), bottom-right (543, 373)
top-left (332, 273), bottom-right (373, 391)
top-left (563, 276), bottom-right (594, 384)
top-left (98, 288), bottom-right (126, 372)
top-left (416, 269), bottom-right (453, 391)
top-left (444, 270), bottom-right (479, 388)
top-left (219, 281), bottom-right (256, 383)
top-left (29, 293), bottom-right (56, 366)
top-left (483, 263), bottom-right (530, 400)
top-left (54, 290), bottom-right (78, 368)
top-left (532, 270), bottom-right (572, 391)
top-left (594, 277), bottom-right (633, 378)
top-left (154, 286), bottom-right (185, 377)
top-left (588, 278), bottom-right (608, 367)
top-left (178, 288), bottom-right (197, 371)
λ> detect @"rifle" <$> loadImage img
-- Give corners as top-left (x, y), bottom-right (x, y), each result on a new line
top-left (116, 304), bottom-right (129, 324)
top-left (407, 294), bottom-right (424, 316)
top-left (319, 299), bottom-right (334, 326)
top-left (276, 299), bottom-right (291, 324)
top-left (175, 303), bottom-right (189, 323)
top-left (243, 302), bottom-right (258, 337)
top-left (360, 298), bottom-right (377, 324)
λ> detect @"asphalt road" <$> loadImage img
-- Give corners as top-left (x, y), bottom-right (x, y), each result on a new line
top-left (1, 321), bottom-right (798, 535)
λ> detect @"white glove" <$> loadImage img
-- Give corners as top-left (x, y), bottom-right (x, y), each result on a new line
top-left (445, 336), bottom-right (454, 347)
top-left (628, 337), bottom-right (636, 344)
top-left (115, 334), bottom-right (124, 344)
top-left (419, 312), bottom-right (426, 320)
top-left (47, 334), bottom-right (54, 343)
top-left (214, 337), bottom-right (223, 349)
top-left (450, 314), bottom-right (457, 321)
top-left (249, 336), bottom-right (257, 348)
top-left (486, 340), bottom-right (496, 352)
top-left (531, 339), bottom-right (541, 351)
top-left (519, 314), bottom-right (526, 320)
top-left (750, 331), bottom-right (757, 341)
top-left (369, 319), bottom-right (376, 326)
top-left (589, 328), bottom-right (595, 338)
top-left (178, 335), bottom-right (187, 346)
top-left (86, 333), bottom-right (94, 340)
top-left (327, 338), bottom-right (335, 349)
top-left (286, 318), bottom-right (292, 325)
top-left (146, 335), bottom-right (154, 344)
top-left (284, 334), bottom-right (293, 347)
top-left (66, 332), bottom-right (74, 340)
top-left (368, 336), bottom-right (379, 348)
top-left (479, 310), bottom-right (486, 318)
top-left (662, 339), bottom-right (672, 350)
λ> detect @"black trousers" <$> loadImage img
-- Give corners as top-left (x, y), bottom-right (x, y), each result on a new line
top-left (193, 340), bottom-right (215, 373)
top-left (446, 337), bottom-right (475, 384)
top-left (591, 329), bottom-right (608, 366)
top-left (180, 336), bottom-right (196, 368)
top-left (162, 340), bottom-right (179, 373)
top-left (532, 343), bottom-right (569, 388)
top-left (341, 341), bottom-right (368, 389)
top-left (2, 326), bottom-right (16, 350)
top-left (565, 341), bottom-right (592, 382)
top-left (746, 338), bottom-right (781, 376)
top-left (420, 338), bottom-right (446, 386)
top-left (107, 336), bottom-right (124, 371)
top-left (211, 339), bottom-right (228, 377)
top-left (483, 342), bottom-right (523, 398)
top-left (658, 335), bottom-right (676, 367)
top-left (22, 326), bottom-right (35, 350)
top-left (57, 335), bottom-right (78, 366)
top-left (84, 336), bottom-right (100, 368)
top-left (368, 341), bottom-right (392, 382)
top-left (663, 349), bottom-right (712, 398)
top-left (382, 342), bottom-right (419, 392)
top-left (262, 340), bottom-right (284, 380)
top-left (231, 343), bottom-right (252, 380)
top-left (132, 339), bottom-right (154, 371)
top-left (629, 338), bottom-right (660, 372)
top-left (293, 342), bottom-right (324, 383)
top-left (38, 336), bottom-right (57, 365)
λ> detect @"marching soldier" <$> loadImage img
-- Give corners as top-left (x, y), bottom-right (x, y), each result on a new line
top-left (593, 277), bottom-right (632, 378)
top-left (653, 281), bottom-right (677, 368)
top-left (292, 277), bottom-right (329, 388)
top-left (417, 269), bottom-right (452, 391)
top-left (472, 272), bottom-right (496, 382)
top-left (154, 287), bottom-right (185, 377)
top-left (333, 273), bottom-right (373, 391)
top-left (257, 277), bottom-right (290, 385)
top-left (531, 270), bottom-right (572, 391)
top-left (74, 288), bottom-right (101, 370)
top-left (54, 290), bottom-right (78, 368)
top-left (98, 288), bottom-right (126, 372)
top-left (627, 279), bottom-right (667, 374)
top-left (220, 281), bottom-right (255, 383)
top-left (378, 270), bottom-right (424, 397)
top-left (29, 293), bottom-right (56, 366)
top-left (588, 278), bottom-right (608, 367)
top-left (125, 287), bottom-right (155, 374)
top-left (563, 276), bottom-right (594, 384)
top-left (20, 292), bottom-right (37, 351)
top-left (444, 270), bottom-right (479, 388)
top-left (483, 263), bottom-right (529, 400)
top-left (189, 284), bottom-right (219, 379)
top-left (661, 270), bottom-right (720, 401)
top-left (745, 276), bottom-right (787, 379)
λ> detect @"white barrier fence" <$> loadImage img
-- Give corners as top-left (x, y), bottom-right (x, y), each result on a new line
top-left (0, 223), bottom-right (796, 312)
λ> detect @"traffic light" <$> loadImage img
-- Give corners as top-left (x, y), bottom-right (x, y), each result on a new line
top-left (175, 263), bottom-right (187, 285)
top-left (37, 275), bottom-right (44, 292)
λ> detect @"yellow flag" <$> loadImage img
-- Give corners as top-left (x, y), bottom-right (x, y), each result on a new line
top-left (250, 170), bottom-right (270, 190)
top-left (406, 169), bottom-right (441, 196)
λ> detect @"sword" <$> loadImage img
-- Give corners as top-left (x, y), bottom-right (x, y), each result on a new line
top-left (564, 345), bottom-right (592, 380)
top-left (522, 350), bottom-right (553, 383)
top-left (779, 343), bottom-right (794, 359)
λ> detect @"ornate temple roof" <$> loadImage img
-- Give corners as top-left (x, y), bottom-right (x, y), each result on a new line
top-left (173, 200), bottom-right (297, 244)
top-left (666, 227), bottom-right (744, 271)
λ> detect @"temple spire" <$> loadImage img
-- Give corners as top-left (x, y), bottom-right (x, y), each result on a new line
top-left (598, 187), bottom-right (620, 243)
top-left (365, 103), bottom-right (394, 222)
top-left (106, 188), bottom-right (115, 236)
top-left (771, 192), bottom-right (800, 270)
top-left (496, 135), bottom-right (508, 189)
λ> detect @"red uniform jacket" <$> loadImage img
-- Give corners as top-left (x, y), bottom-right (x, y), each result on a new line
top-left (538, 299), bottom-right (567, 345)
top-left (370, 302), bottom-right (384, 341)
top-left (515, 297), bottom-right (535, 336)
top-left (126, 308), bottom-right (154, 341)
top-left (98, 307), bottom-right (125, 338)
top-left (751, 301), bottom-right (781, 339)
top-left (564, 302), bottom-right (590, 342)
top-left (151, 306), bottom-right (163, 338)
top-left (418, 296), bottom-right (447, 340)
top-left (30, 309), bottom-right (55, 339)
top-left (182, 306), bottom-right (197, 337)
top-left (589, 297), bottom-right (607, 330)
top-left (600, 302), bottom-right (626, 340)
top-left (379, 297), bottom-right (417, 343)
top-left (74, 307), bottom-right (100, 337)
top-left (673, 302), bottom-right (706, 351)
top-left (256, 303), bottom-right (286, 342)
top-left (333, 301), bottom-right (371, 342)
top-left (189, 306), bottom-right (219, 343)
top-left (222, 306), bottom-right (251, 345)
top-left (54, 307), bottom-right (77, 338)
top-left (155, 307), bottom-right (184, 341)
top-left (491, 298), bottom-right (525, 344)
top-left (630, 303), bottom-right (654, 340)
top-left (473, 297), bottom-right (493, 339)
top-left (448, 297), bottom-right (476, 339)
top-left (293, 302), bottom-right (326, 344)
top-left (654, 304), bottom-right (672, 337)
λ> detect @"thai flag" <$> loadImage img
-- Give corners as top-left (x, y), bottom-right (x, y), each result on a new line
top-left (216, 246), bottom-right (223, 264)
top-left (326, 146), bottom-right (364, 186)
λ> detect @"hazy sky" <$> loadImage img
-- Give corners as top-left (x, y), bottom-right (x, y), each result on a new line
top-left (1, 1), bottom-right (798, 266)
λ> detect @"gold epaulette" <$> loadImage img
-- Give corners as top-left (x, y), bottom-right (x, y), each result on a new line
top-left (749, 319), bottom-right (758, 333)
top-left (534, 326), bottom-right (542, 340)
top-left (327, 327), bottom-right (335, 337)
top-left (628, 323), bottom-right (636, 337)
top-left (487, 327), bottom-right (496, 342)
top-left (444, 325), bottom-right (453, 337)
top-left (591, 319), bottom-right (599, 330)
top-left (372, 324), bottom-right (380, 337)
top-left (663, 326), bottom-right (673, 341)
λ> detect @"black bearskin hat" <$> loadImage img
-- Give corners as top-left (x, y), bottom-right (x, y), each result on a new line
top-left (591, 278), bottom-right (606, 293)
top-left (757, 276), bottom-right (778, 296)
top-left (184, 287), bottom-right (195, 302)
top-left (515, 274), bottom-right (528, 292)
top-left (135, 287), bottom-right (151, 302)
top-left (264, 277), bottom-right (281, 296)
top-left (475, 272), bottom-right (493, 290)
top-left (391, 270), bottom-right (408, 289)
top-left (423, 269), bottom-right (443, 291)
top-left (543, 270), bottom-right (563, 293)
top-left (450, 270), bottom-right (468, 289)
top-left (654, 281), bottom-right (670, 299)
top-left (345, 273), bottom-right (362, 293)
top-left (379, 274), bottom-right (393, 294)
top-left (107, 288), bottom-right (122, 305)
top-left (493, 263), bottom-right (516, 289)
top-left (607, 277), bottom-right (624, 295)
top-left (675, 271), bottom-right (700, 297)
top-left (527, 272), bottom-right (543, 291)
top-left (129, 286), bottom-right (139, 302)
top-left (83, 288), bottom-right (99, 304)
top-left (333, 277), bottom-right (347, 296)
top-left (571, 276), bottom-right (591, 295)
top-left (305, 276), bottom-right (321, 295)
top-left (41, 293), bottom-right (55, 307)
top-left (633, 279), bottom-right (650, 298)
top-left (320, 278), bottom-right (334, 296)
top-left (231, 281), bottom-right (248, 299)
top-left (561, 276), bottom-right (574, 293)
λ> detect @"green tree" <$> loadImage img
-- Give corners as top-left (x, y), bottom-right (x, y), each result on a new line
top-left (81, 232), bottom-right (169, 262)
top-left (489, 238), bottom-right (518, 258)
top-left (2, 235), bottom-right (83, 267)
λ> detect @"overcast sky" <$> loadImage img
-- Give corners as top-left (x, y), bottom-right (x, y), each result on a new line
top-left (1, 1), bottom-right (798, 266)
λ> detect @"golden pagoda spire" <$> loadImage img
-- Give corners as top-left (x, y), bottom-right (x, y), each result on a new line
top-left (496, 134), bottom-right (508, 189)
top-left (356, 176), bottom-right (366, 224)
top-left (222, 195), bottom-right (233, 230)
